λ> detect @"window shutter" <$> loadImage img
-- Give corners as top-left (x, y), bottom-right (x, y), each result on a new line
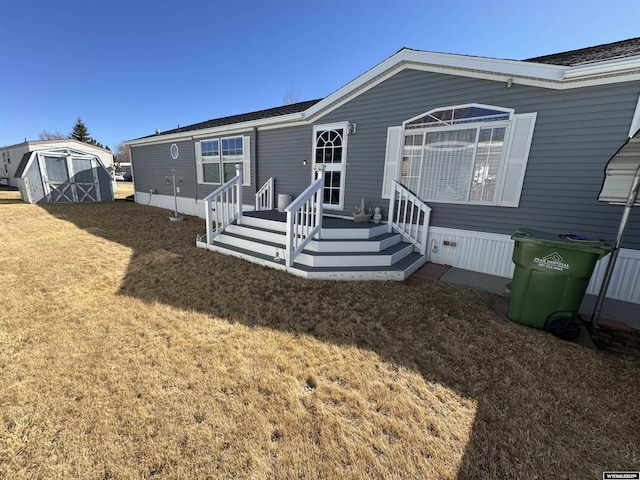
top-left (629, 93), bottom-right (640, 138)
top-left (498, 112), bottom-right (537, 207)
top-left (242, 136), bottom-right (251, 186)
top-left (381, 126), bottom-right (402, 199)
top-left (194, 141), bottom-right (203, 183)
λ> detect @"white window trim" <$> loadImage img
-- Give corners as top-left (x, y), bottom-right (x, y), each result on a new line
top-left (312, 122), bottom-right (349, 211)
top-left (403, 103), bottom-right (514, 129)
top-left (196, 135), bottom-right (251, 186)
top-left (383, 104), bottom-right (536, 208)
top-left (405, 120), bottom-right (511, 206)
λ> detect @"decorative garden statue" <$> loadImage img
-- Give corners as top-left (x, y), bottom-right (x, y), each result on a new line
top-left (373, 207), bottom-right (382, 224)
top-left (353, 198), bottom-right (372, 223)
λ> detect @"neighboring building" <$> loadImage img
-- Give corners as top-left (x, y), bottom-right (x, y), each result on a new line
top-left (125, 38), bottom-right (640, 304)
top-left (14, 147), bottom-right (114, 204)
top-left (1, 139), bottom-right (113, 188)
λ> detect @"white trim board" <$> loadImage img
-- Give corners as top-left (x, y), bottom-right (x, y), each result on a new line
top-left (427, 226), bottom-right (640, 305)
top-left (134, 192), bottom-right (256, 219)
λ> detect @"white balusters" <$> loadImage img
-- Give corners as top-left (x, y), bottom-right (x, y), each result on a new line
top-left (255, 177), bottom-right (274, 211)
top-left (387, 180), bottom-right (431, 255)
top-left (285, 166), bottom-right (325, 266)
top-left (204, 164), bottom-right (243, 244)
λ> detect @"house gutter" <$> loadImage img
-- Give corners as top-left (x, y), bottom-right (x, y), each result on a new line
top-left (592, 163), bottom-right (640, 327)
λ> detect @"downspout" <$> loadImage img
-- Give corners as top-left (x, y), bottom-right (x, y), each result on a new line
top-left (592, 163), bottom-right (640, 327)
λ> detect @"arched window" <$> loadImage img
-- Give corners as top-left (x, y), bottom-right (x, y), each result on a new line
top-left (383, 104), bottom-right (536, 207)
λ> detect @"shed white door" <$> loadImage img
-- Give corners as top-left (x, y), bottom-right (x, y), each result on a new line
top-left (39, 153), bottom-right (101, 203)
top-left (313, 124), bottom-right (348, 210)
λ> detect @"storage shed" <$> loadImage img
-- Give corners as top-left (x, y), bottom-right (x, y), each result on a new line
top-left (14, 147), bottom-right (114, 203)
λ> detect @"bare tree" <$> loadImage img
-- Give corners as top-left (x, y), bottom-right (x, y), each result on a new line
top-left (283, 88), bottom-right (299, 105)
top-left (38, 130), bottom-right (67, 140)
top-left (114, 141), bottom-right (131, 164)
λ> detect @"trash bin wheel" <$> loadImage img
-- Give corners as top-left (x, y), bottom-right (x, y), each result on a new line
top-left (547, 316), bottom-right (581, 341)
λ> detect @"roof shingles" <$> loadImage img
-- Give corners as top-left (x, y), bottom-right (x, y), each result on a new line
top-left (146, 99), bottom-right (321, 138)
top-left (524, 37), bottom-right (640, 66)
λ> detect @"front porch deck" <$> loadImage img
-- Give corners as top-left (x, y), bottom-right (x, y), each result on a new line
top-left (242, 210), bottom-right (384, 229)
top-left (197, 209), bottom-right (427, 281)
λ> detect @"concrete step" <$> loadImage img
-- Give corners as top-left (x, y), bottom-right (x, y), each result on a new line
top-left (305, 232), bottom-right (400, 252)
top-left (214, 231), bottom-right (283, 258)
top-left (227, 222), bottom-right (401, 253)
top-left (295, 242), bottom-right (415, 268)
top-left (195, 239), bottom-right (426, 281)
top-left (226, 223), bottom-right (285, 245)
top-left (241, 213), bottom-right (389, 239)
top-left (214, 230), bottom-right (413, 267)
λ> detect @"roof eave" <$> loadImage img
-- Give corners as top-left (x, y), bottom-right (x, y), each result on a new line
top-left (125, 111), bottom-right (306, 147)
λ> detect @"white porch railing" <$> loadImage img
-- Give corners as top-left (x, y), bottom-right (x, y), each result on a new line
top-left (255, 177), bottom-right (274, 211)
top-left (203, 164), bottom-right (243, 244)
top-left (387, 180), bottom-right (431, 255)
top-left (284, 166), bottom-right (325, 266)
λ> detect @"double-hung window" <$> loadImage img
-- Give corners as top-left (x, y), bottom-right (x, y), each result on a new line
top-left (382, 104), bottom-right (537, 207)
top-left (195, 135), bottom-right (251, 186)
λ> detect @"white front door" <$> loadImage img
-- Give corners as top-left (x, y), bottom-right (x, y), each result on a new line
top-left (313, 123), bottom-right (348, 210)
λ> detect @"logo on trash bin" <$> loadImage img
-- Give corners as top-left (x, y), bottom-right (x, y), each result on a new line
top-left (534, 252), bottom-right (570, 271)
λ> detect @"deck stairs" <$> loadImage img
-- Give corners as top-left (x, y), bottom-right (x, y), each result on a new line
top-left (196, 211), bottom-right (427, 280)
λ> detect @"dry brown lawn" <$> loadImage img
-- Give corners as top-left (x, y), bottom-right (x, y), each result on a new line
top-left (0, 188), bottom-right (638, 479)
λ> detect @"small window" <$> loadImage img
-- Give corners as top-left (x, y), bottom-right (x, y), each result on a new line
top-left (405, 105), bottom-right (511, 129)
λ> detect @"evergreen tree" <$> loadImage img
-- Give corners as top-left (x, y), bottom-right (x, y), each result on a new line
top-left (69, 117), bottom-right (92, 143)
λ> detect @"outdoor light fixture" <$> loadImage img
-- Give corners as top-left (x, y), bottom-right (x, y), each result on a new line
top-left (303, 159), bottom-right (307, 166)
top-left (347, 123), bottom-right (357, 134)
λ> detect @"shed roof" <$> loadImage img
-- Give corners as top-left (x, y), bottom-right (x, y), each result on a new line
top-left (1, 138), bottom-right (113, 154)
top-left (13, 152), bottom-right (32, 178)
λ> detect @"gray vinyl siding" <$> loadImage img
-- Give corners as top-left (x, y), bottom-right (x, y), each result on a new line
top-left (131, 68), bottom-right (640, 249)
top-left (132, 140), bottom-right (197, 198)
top-left (131, 132), bottom-right (256, 203)
top-left (256, 125), bottom-right (314, 199)
top-left (309, 69), bottom-right (640, 249)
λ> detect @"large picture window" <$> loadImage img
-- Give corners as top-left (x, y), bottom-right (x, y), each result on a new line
top-left (383, 104), bottom-right (537, 207)
top-left (196, 135), bottom-right (251, 186)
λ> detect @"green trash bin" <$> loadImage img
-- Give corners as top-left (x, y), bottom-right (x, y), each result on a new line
top-left (508, 228), bottom-right (611, 337)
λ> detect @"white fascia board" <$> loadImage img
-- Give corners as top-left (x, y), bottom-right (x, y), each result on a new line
top-left (303, 49), bottom-right (568, 119)
top-left (564, 54), bottom-right (640, 79)
top-left (305, 49), bottom-right (640, 121)
top-left (126, 112), bottom-right (305, 147)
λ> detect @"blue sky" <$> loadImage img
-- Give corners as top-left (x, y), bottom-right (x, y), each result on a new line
top-left (1, 0), bottom-right (639, 150)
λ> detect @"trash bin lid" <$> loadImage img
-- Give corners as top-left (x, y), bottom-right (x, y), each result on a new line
top-left (512, 228), bottom-right (612, 255)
